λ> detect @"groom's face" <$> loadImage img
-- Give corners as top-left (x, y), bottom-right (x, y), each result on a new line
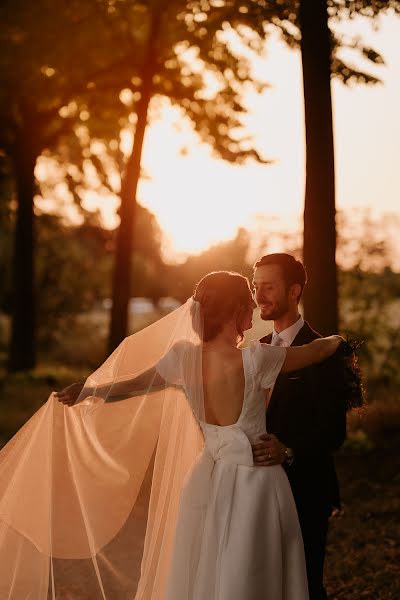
top-left (252, 264), bottom-right (290, 321)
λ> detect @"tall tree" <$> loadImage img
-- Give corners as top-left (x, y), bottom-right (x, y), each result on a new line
top-left (89, 0), bottom-right (400, 341)
top-left (2, 0), bottom-right (272, 362)
top-left (3, 0), bottom-right (399, 368)
top-left (103, 0), bottom-right (272, 351)
top-left (300, 0), bottom-right (337, 334)
top-left (299, 0), bottom-right (400, 333)
top-left (0, 1), bottom-right (120, 370)
top-left (0, 0), bottom-right (149, 370)
top-left (108, 5), bottom-right (163, 350)
top-left (0, 0), bottom-right (70, 369)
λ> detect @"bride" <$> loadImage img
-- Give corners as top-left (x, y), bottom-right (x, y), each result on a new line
top-left (0, 271), bottom-right (342, 599)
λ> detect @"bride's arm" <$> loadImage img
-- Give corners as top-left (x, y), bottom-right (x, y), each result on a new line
top-left (55, 368), bottom-right (167, 406)
top-left (88, 368), bottom-right (167, 402)
top-left (56, 341), bottom-right (189, 406)
top-left (281, 336), bottom-right (343, 373)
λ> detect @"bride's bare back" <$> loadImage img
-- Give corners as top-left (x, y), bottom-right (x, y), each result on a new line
top-left (202, 347), bottom-right (245, 427)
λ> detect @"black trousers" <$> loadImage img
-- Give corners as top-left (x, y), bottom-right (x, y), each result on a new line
top-left (297, 508), bottom-right (329, 600)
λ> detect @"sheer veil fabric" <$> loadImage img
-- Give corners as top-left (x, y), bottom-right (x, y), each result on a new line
top-left (0, 299), bottom-right (207, 599)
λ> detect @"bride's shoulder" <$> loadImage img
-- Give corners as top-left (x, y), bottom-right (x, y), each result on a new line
top-left (241, 341), bottom-right (286, 389)
top-left (245, 340), bottom-right (269, 353)
top-left (169, 340), bottom-right (196, 353)
top-left (245, 339), bottom-right (285, 371)
top-left (158, 341), bottom-right (197, 365)
top-left (157, 341), bottom-right (199, 385)
top-left (241, 340), bottom-right (262, 368)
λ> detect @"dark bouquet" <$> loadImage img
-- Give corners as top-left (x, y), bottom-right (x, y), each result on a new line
top-left (336, 337), bottom-right (367, 412)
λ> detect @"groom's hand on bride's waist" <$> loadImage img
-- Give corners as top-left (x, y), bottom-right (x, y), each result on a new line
top-left (252, 434), bottom-right (288, 467)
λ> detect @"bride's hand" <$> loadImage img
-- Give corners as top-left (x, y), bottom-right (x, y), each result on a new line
top-left (54, 382), bottom-right (85, 407)
top-left (327, 335), bottom-right (345, 354)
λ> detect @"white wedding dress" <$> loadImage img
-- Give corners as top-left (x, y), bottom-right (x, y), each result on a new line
top-left (162, 341), bottom-right (309, 600)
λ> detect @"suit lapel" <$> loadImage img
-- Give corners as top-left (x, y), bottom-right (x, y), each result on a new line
top-left (290, 321), bottom-right (318, 346)
top-left (264, 322), bottom-right (313, 422)
top-left (260, 332), bottom-right (272, 345)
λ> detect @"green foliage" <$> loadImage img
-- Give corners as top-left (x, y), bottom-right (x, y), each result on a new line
top-left (343, 429), bottom-right (375, 453)
top-left (36, 215), bottom-right (111, 315)
top-left (0, 202), bottom-right (162, 351)
top-left (0, 0), bottom-right (275, 175)
top-left (8, 0), bottom-right (397, 204)
top-left (0, 2), bottom-right (120, 156)
top-left (1, 0), bottom-right (397, 227)
top-left (1, 0), bottom-right (399, 368)
top-left (340, 267), bottom-right (400, 384)
top-left (337, 212), bottom-right (400, 387)
top-left (186, 0), bottom-right (400, 85)
top-left (1, 0), bottom-right (397, 208)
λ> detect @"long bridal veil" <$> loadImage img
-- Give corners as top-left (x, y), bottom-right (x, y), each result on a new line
top-left (0, 299), bottom-right (206, 599)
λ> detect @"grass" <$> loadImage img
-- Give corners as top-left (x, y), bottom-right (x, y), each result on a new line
top-left (323, 390), bottom-right (400, 599)
top-left (326, 426), bottom-right (400, 599)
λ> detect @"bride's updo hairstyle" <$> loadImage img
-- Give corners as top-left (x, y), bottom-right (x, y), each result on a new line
top-left (193, 271), bottom-right (253, 342)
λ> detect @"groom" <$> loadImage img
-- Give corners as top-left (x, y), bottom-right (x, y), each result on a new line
top-left (251, 253), bottom-right (347, 600)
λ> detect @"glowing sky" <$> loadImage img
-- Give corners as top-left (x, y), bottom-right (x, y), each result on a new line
top-left (49, 12), bottom-right (400, 263)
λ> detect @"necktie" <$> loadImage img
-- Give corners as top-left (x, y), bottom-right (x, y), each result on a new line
top-left (272, 335), bottom-right (285, 347)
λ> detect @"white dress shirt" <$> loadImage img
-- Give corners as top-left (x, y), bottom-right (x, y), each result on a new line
top-left (271, 315), bottom-right (305, 348)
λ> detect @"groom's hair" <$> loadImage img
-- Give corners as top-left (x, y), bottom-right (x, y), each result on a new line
top-left (253, 253), bottom-right (307, 302)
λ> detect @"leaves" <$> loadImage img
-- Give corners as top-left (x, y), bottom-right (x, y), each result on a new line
top-left (2, 0), bottom-right (397, 202)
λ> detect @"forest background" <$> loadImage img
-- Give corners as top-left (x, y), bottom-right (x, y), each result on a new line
top-left (0, 1), bottom-right (399, 597)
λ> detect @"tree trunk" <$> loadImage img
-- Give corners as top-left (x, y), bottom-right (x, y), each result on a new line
top-left (299, 0), bottom-right (338, 335)
top-left (108, 12), bottom-right (162, 352)
top-left (8, 143), bottom-right (36, 371)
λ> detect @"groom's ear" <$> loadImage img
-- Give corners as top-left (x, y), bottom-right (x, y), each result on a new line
top-left (289, 283), bottom-right (302, 304)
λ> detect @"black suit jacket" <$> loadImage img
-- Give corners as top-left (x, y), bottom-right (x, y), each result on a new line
top-left (261, 322), bottom-right (347, 518)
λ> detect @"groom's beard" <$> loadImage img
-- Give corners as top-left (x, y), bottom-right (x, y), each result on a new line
top-left (258, 298), bottom-right (289, 321)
